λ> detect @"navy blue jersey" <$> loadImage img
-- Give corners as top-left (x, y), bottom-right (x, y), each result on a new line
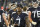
top-left (8, 10), bottom-right (14, 15)
top-left (8, 10), bottom-right (14, 18)
top-left (11, 13), bottom-right (27, 26)
top-left (8, 10), bottom-right (16, 18)
top-left (28, 7), bottom-right (40, 22)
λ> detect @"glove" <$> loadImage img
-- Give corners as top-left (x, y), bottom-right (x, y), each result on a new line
top-left (32, 21), bottom-right (37, 25)
top-left (11, 24), bottom-right (15, 27)
top-left (11, 25), bottom-right (14, 27)
top-left (7, 25), bottom-right (9, 27)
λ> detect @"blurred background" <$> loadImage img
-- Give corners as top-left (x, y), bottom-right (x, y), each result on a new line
top-left (0, 0), bottom-right (40, 10)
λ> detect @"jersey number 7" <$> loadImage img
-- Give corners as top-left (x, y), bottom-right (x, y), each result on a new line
top-left (16, 18), bottom-right (21, 26)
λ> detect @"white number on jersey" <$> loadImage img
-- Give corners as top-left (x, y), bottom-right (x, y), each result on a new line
top-left (0, 15), bottom-right (1, 22)
top-left (16, 16), bottom-right (21, 26)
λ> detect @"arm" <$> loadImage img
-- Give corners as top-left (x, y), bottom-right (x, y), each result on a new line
top-left (28, 11), bottom-right (32, 23)
top-left (2, 13), bottom-right (9, 27)
top-left (28, 11), bottom-right (37, 25)
top-left (25, 16), bottom-right (30, 27)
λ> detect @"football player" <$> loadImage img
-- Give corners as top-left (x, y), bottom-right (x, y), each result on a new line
top-left (2, 13), bottom-right (9, 27)
top-left (0, 7), bottom-right (9, 27)
top-left (28, 2), bottom-right (40, 27)
top-left (8, 2), bottom-right (17, 25)
top-left (10, 4), bottom-right (30, 27)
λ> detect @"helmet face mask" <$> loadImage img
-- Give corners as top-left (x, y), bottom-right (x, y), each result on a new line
top-left (33, 2), bottom-right (38, 8)
top-left (9, 2), bottom-right (17, 10)
top-left (11, 4), bottom-right (17, 10)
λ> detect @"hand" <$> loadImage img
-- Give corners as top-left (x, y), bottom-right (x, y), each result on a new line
top-left (7, 25), bottom-right (9, 27)
top-left (11, 25), bottom-right (14, 27)
top-left (32, 21), bottom-right (37, 25)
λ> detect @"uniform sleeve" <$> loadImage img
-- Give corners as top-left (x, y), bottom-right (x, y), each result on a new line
top-left (24, 14), bottom-right (28, 20)
top-left (8, 10), bottom-right (12, 19)
top-left (27, 8), bottom-right (32, 12)
top-left (25, 14), bottom-right (28, 18)
top-left (8, 10), bottom-right (11, 14)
